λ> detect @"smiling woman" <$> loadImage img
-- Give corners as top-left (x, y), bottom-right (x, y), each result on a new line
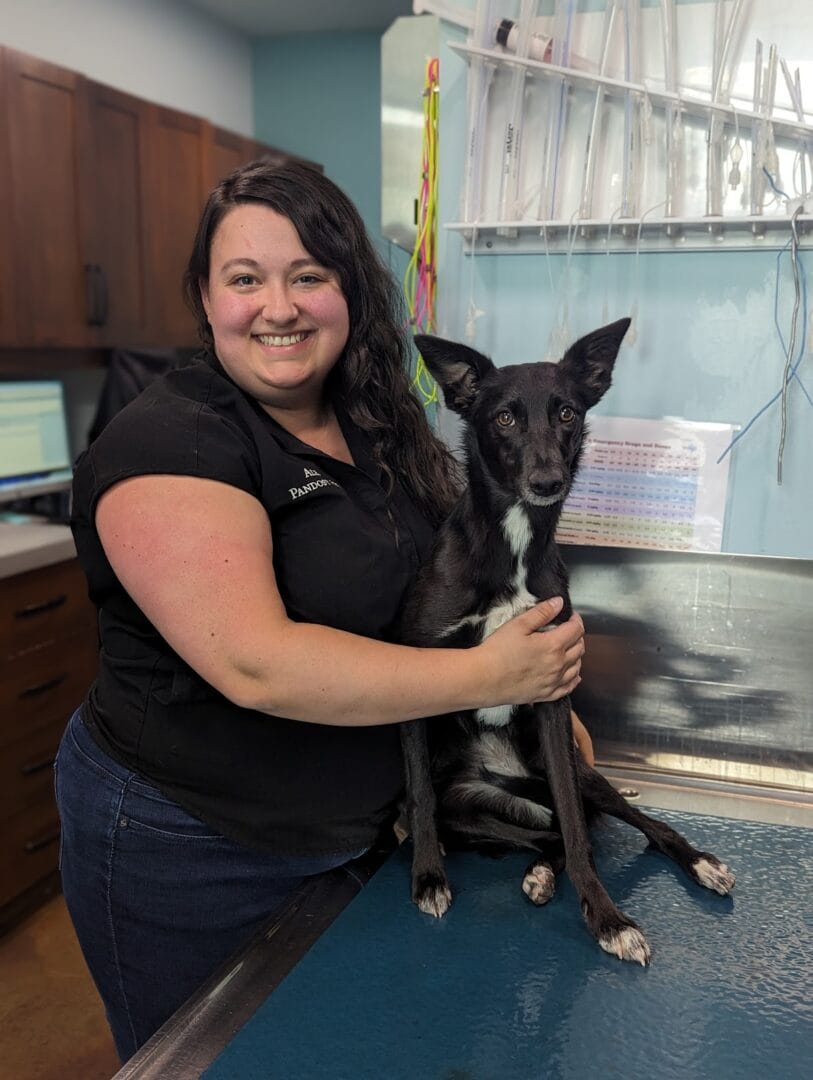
top-left (54, 159), bottom-right (586, 1064)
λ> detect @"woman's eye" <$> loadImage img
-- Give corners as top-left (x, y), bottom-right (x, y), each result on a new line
top-left (232, 274), bottom-right (256, 287)
top-left (496, 410), bottom-right (515, 427)
top-left (295, 273), bottom-right (322, 285)
top-left (559, 406), bottom-right (576, 423)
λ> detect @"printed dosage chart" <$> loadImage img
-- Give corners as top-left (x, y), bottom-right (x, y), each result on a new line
top-left (557, 417), bottom-right (734, 552)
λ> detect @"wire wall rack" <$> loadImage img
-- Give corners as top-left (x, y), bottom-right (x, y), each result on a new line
top-left (446, 0), bottom-right (813, 253)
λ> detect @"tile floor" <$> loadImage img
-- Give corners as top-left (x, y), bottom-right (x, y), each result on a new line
top-left (1, 894), bottom-right (120, 1080)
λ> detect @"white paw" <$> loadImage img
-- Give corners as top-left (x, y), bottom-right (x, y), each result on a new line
top-left (692, 856), bottom-right (735, 895)
top-left (522, 864), bottom-right (556, 905)
top-left (416, 883), bottom-right (453, 918)
top-left (598, 925), bottom-right (651, 966)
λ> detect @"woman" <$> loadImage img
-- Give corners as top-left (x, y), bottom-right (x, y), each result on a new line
top-left (56, 160), bottom-right (586, 1061)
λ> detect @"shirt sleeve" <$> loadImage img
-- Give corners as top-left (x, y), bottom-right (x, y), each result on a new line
top-left (73, 369), bottom-right (262, 521)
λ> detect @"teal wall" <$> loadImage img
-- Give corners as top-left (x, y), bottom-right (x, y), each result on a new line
top-left (252, 31), bottom-right (408, 280)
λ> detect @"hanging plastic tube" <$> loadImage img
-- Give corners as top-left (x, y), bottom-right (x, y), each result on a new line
top-left (578, 0), bottom-right (618, 228)
top-left (461, 0), bottom-right (498, 230)
top-left (705, 0), bottom-right (750, 221)
top-left (660, 0), bottom-right (683, 227)
top-left (750, 39), bottom-right (765, 215)
top-left (780, 58), bottom-right (812, 200)
top-left (750, 41), bottom-right (779, 220)
top-left (496, 0), bottom-right (537, 236)
top-left (538, 0), bottom-right (576, 222)
top-left (619, 0), bottom-right (642, 222)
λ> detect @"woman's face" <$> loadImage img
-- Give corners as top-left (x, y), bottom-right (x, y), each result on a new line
top-left (200, 203), bottom-right (350, 411)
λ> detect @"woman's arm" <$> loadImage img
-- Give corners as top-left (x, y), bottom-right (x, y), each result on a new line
top-left (96, 475), bottom-right (584, 727)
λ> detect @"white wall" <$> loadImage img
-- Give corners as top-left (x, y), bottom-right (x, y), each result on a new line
top-left (0, 0), bottom-right (254, 134)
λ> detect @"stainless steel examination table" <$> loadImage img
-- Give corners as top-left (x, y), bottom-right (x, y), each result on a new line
top-left (114, 549), bottom-right (813, 1080)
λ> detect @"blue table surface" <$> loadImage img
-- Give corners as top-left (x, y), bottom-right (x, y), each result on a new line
top-left (204, 810), bottom-right (813, 1080)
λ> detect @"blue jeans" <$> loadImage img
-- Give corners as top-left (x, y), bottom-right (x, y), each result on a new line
top-left (55, 708), bottom-right (367, 1063)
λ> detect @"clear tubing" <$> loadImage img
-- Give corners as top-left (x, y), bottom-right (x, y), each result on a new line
top-left (538, 0), bottom-right (576, 221)
top-left (712, 0), bottom-right (749, 103)
top-left (496, 0), bottom-right (538, 233)
top-left (705, 0), bottom-right (726, 217)
top-left (780, 61), bottom-right (811, 197)
top-left (579, 0), bottom-right (618, 221)
top-left (706, 0), bottom-right (750, 217)
top-left (620, 0), bottom-right (642, 219)
top-left (461, 0), bottom-right (497, 226)
top-left (763, 44), bottom-right (780, 184)
top-left (750, 39), bottom-right (764, 215)
top-left (660, 0), bottom-right (682, 218)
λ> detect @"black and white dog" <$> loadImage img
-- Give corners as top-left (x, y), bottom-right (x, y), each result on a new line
top-left (399, 319), bottom-right (734, 964)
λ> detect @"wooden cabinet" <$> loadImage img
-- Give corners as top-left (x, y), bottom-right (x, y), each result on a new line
top-left (202, 124), bottom-right (289, 193)
top-left (142, 106), bottom-right (207, 346)
top-left (77, 81), bottom-right (151, 347)
top-left (2, 49), bottom-right (90, 347)
top-left (0, 559), bottom-right (98, 931)
top-left (0, 50), bottom-right (16, 346)
top-left (0, 43), bottom-right (318, 354)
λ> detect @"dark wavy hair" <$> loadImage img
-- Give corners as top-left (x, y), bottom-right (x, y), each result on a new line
top-left (183, 159), bottom-right (460, 524)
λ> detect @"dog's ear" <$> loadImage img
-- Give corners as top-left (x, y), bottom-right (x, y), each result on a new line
top-left (558, 317), bottom-right (631, 407)
top-left (415, 335), bottom-right (496, 416)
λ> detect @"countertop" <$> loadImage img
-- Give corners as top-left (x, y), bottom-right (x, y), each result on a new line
top-left (0, 520), bottom-right (77, 579)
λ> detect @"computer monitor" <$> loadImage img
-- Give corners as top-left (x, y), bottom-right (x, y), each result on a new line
top-left (0, 380), bottom-right (73, 507)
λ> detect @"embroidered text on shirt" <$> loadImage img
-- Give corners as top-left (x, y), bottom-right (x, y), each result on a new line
top-left (289, 466), bottom-right (340, 501)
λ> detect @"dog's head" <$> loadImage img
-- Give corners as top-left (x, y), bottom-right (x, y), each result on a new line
top-left (415, 318), bottom-right (630, 507)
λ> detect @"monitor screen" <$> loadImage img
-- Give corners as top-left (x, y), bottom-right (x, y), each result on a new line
top-left (0, 380), bottom-right (73, 504)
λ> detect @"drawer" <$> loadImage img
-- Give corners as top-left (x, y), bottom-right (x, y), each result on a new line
top-left (0, 634), bottom-right (97, 749)
top-left (0, 720), bottom-right (64, 819)
top-left (0, 559), bottom-right (95, 660)
top-left (0, 800), bottom-right (61, 909)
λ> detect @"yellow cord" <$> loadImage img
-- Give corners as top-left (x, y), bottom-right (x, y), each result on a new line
top-left (405, 57), bottom-right (440, 408)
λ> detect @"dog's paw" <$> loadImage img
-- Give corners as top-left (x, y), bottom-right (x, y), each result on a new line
top-left (522, 863), bottom-right (556, 905)
top-left (598, 923), bottom-right (651, 966)
top-left (413, 872), bottom-right (452, 918)
top-left (691, 854), bottom-right (735, 895)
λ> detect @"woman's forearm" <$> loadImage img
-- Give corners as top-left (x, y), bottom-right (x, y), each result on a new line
top-left (225, 600), bottom-right (583, 725)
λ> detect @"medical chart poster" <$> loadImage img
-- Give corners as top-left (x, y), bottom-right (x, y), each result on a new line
top-left (556, 417), bottom-right (734, 553)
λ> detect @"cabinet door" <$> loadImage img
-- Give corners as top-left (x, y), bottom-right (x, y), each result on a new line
top-left (202, 123), bottom-right (256, 194)
top-left (77, 81), bottom-right (150, 347)
top-left (0, 51), bottom-right (16, 344)
top-left (3, 48), bottom-right (90, 346)
top-left (143, 105), bottom-right (206, 347)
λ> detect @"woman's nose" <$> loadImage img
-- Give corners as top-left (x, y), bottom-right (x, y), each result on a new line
top-left (260, 284), bottom-right (297, 324)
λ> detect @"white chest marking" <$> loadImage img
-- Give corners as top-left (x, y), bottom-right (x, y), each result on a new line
top-left (476, 504), bottom-right (539, 728)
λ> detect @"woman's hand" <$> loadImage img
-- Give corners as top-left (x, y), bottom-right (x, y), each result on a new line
top-left (476, 596), bottom-right (585, 707)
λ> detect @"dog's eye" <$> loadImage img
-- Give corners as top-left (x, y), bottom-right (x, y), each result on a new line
top-left (559, 406), bottom-right (576, 423)
top-left (495, 410), bottom-right (515, 427)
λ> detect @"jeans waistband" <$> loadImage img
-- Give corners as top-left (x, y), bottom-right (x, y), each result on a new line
top-left (66, 706), bottom-right (163, 799)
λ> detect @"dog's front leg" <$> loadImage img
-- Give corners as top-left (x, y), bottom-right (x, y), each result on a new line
top-left (536, 700), bottom-right (651, 964)
top-left (400, 720), bottom-right (452, 917)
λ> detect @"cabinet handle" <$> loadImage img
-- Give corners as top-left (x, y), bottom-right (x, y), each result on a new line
top-left (19, 673), bottom-right (67, 699)
top-left (96, 266), bottom-right (108, 326)
top-left (85, 262), bottom-right (98, 325)
top-left (24, 828), bottom-right (60, 854)
top-left (21, 755), bottom-right (57, 776)
top-left (85, 263), bottom-right (106, 326)
top-left (14, 594), bottom-right (67, 619)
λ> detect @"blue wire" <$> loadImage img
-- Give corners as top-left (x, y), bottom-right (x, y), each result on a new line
top-left (762, 166), bottom-right (790, 200)
top-left (716, 238), bottom-right (810, 464)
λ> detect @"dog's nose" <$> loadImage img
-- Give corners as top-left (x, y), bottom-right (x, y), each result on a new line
top-left (528, 473), bottom-right (565, 499)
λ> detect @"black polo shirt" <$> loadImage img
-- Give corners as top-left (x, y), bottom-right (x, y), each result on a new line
top-left (71, 353), bottom-right (435, 854)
